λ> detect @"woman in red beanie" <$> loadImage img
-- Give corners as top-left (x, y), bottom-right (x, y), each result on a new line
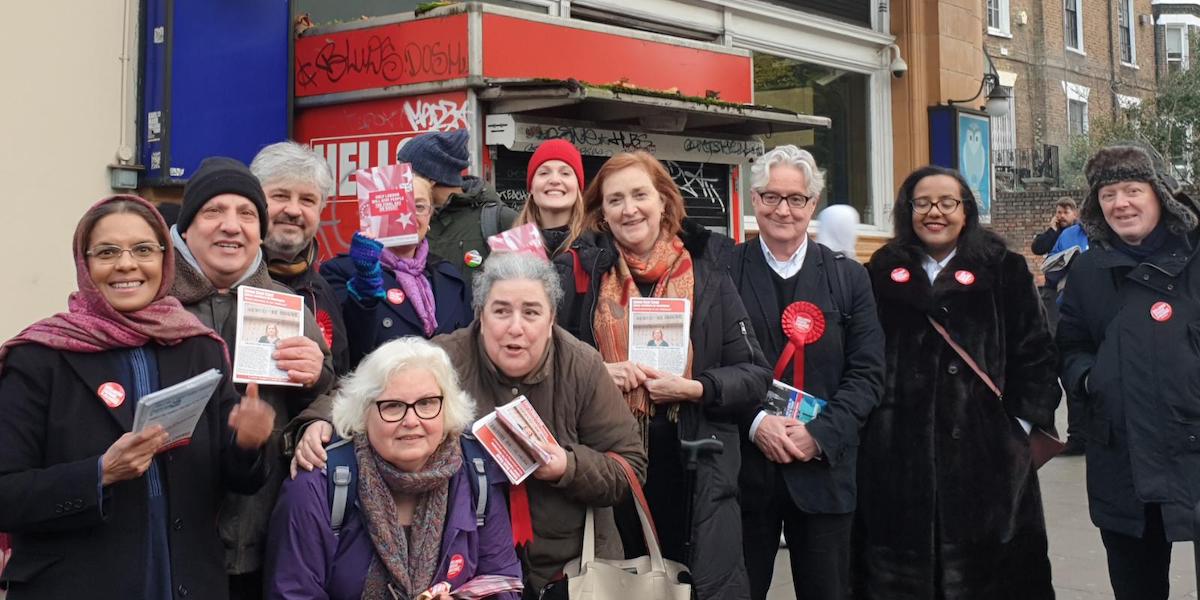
top-left (514, 139), bottom-right (587, 257)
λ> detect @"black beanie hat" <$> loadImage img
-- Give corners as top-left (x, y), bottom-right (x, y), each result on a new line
top-left (179, 157), bottom-right (269, 238)
top-left (395, 129), bottom-right (470, 187)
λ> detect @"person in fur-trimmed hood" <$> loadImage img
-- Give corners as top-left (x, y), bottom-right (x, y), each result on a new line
top-left (1057, 143), bottom-right (1200, 600)
top-left (854, 165), bottom-right (1060, 600)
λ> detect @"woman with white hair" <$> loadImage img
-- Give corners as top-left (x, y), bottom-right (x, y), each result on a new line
top-left (288, 253), bottom-right (647, 599)
top-left (265, 337), bottom-right (522, 600)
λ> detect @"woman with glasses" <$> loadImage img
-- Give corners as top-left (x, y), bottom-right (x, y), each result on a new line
top-left (321, 175), bottom-right (473, 368)
top-left (0, 195), bottom-right (275, 599)
top-left (266, 337), bottom-right (522, 600)
top-left (555, 151), bottom-right (772, 600)
top-left (854, 166), bottom-right (1059, 599)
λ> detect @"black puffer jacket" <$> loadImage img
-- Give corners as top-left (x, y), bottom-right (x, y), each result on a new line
top-left (1058, 232), bottom-right (1200, 542)
top-left (555, 220), bottom-right (771, 600)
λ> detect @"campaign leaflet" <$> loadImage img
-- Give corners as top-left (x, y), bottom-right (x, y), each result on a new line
top-left (355, 162), bottom-right (419, 247)
top-left (471, 396), bottom-right (559, 484)
top-left (486, 222), bottom-right (548, 261)
top-left (763, 379), bottom-right (826, 424)
top-left (131, 368), bottom-right (223, 452)
top-left (627, 297), bottom-right (691, 376)
top-left (233, 286), bottom-right (305, 386)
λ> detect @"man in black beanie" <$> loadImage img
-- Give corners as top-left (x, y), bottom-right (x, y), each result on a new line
top-left (396, 129), bottom-right (516, 283)
top-left (168, 155), bottom-right (334, 600)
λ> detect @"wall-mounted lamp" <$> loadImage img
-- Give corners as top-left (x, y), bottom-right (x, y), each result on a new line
top-left (947, 51), bottom-right (1010, 118)
top-left (885, 44), bottom-right (907, 78)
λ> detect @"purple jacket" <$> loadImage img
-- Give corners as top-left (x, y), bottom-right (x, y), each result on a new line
top-left (265, 446), bottom-right (522, 600)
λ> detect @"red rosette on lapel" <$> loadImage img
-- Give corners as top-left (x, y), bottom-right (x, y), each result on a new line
top-left (773, 301), bottom-right (826, 391)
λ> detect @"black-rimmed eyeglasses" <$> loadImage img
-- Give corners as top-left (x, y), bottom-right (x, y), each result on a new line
top-left (756, 191), bottom-right (814, 209)
top-left (374, 396), bottom-right (444, 422)
top-left (910, 197), bottom-right (963, 215)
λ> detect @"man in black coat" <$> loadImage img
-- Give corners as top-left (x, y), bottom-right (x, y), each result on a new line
top-left (251, 141), bottom-right (351, 376)
top-left (730, 146), bottom-right (884, 600)
top-left (1057, 144), bottom-right (1200, 600)
top-left (1030, 196), bottom-right (1078, 329)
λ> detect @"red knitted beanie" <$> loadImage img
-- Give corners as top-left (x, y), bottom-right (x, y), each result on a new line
top-left (526, 139), bottom-right (585, 192)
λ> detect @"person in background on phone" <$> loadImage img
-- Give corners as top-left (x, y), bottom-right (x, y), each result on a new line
top-left (855, 165), bottom-right (1059, 599)
top-left (168, 157), bottom-right (334, 600)
top-left (320, 174), bottom-right (472, 369)
top-left (730, 146), bottom-right (884, 600)
top-left (251, 141), bottom-right (351, 375)
top-left (815, 203), bottom-right (861, 261)
top-left (0, 195), bottom-right (274, 600)
top-left (1030, 197), bottom-right (1079, 328)
top-left (1057, 144), bottom-right (1200, 600)
top-left (513, 139), bottom-right (587, 257)
top-left (266, 337), bottom-right (521, 600)
top-left (289, 253), bottom-right (646, 598)
top-left (555, 151), bottom-right (771, 600)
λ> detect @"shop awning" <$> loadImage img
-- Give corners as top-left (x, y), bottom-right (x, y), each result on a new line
top-left (477, 79), bottom-right (830, 135)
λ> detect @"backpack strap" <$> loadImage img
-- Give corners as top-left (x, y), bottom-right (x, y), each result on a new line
top-left (324, 437), bottom-right (356, 536)
top-left (822, 247), bottom-right (853, 324)
top-left (481, 202), bottom-right (502, 240)
top-left (461, 435), bottom-right (494, 527)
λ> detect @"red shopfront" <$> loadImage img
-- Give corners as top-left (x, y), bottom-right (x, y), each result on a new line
top-left (293, 2), bottom-right (828, 259)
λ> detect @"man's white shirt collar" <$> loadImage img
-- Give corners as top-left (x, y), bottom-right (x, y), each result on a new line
top-left (760, 235), bottom-right (808, 279)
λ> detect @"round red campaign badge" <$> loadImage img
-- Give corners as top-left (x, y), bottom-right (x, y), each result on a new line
top-left (386, 288), bottom-right (406, 305)
top-left (891, 268), bottom-right (911, 283)
top-left (447, 554), bottom-right (465, 579)
top-left (955, 270), bottom-right (976, 286)
top-left (1151, 301), bottom-right (1173, 322)
top-left (97, 382), bottom-right (126, 409)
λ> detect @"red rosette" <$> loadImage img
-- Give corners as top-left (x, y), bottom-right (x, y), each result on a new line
top-left (774, 301), bottom-right (826, 391)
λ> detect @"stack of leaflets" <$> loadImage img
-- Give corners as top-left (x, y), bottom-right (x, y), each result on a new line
top-left (764, 379), bottom-right (826, 424)
top-left (131, 368), bottom-right (224, 452)
top-left (471, 396), bottom-right (559, 484)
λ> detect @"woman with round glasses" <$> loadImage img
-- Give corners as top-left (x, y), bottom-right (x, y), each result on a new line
top-left (266, 337), bottom-right (521, 600)
top-left (322, 175), bottom-right (473, 368)
top-left (0, 195), bottom-right (275, 599)
top-left (853, 166), bottom-right (1059, 598)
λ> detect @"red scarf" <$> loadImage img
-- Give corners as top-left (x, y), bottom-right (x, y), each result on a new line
top-left (0, 195), bottom-right (226, 370)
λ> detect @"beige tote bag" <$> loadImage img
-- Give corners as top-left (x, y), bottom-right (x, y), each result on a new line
top-left (560, 452), bottom-right (691, 600)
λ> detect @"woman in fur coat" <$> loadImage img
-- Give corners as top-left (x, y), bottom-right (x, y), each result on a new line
top-left (854, 166), bottom-right (1061, 599)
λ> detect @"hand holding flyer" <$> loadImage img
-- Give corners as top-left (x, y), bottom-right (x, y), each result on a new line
top-left (355, 162), bottom-right (419, 247)
top-left (234, 286), bottom-right (306, 386)
top-left (471, 396), bottom-right (560, 484)
top-left (131, 368), bottom-right (224, 452)
top-left (486, 222), bottom-right (548, 261)
top-left (763, 379), bottom-right (826, 424)
top-left (627, 297), bottom-right (691, 376)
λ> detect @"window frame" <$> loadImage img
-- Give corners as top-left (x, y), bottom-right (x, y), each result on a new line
top-left (987, 0), bottom-right (1011, 38)
top-left (1064, 0), bottom-right (1084, 53)
top-left (1166, 25), bottom-right (1190, 73)
top-left (1067, 98), bottom-right (1089, 138)
top-left (1118, 0), bottom-right (1135, 65)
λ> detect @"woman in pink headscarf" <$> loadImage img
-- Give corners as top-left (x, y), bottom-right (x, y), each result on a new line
top-left (0, 195), bottom-right (276, 600)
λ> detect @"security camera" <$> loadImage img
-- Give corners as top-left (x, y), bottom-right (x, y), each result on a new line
top-left (886, 44), bottom-right (907, 79)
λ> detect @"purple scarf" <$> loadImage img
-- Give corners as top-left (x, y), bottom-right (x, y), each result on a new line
top-left (0, 195), bottom-right (226, 371)
top-left (379, 240), bottom-right (439, 337)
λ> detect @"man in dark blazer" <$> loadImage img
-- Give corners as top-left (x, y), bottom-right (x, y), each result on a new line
top-left (731, 146), bottom-right (885, 600)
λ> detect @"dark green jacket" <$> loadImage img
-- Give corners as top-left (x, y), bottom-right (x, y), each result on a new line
top-left (427, 176), bottom-right (517, 286)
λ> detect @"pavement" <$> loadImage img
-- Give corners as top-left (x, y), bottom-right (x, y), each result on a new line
top-left (766, 402), bottom-right (1200, 599)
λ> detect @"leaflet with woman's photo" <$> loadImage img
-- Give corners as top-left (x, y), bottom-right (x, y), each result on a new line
top-left (627, 297), bottom-right (691, 376)
top-left (233, 286), bottom-right (305, 386)
top-left (131, 368), bottom-right (223, 452)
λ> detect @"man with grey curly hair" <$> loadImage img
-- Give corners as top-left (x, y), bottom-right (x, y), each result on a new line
top-left (251, 140), bottom-right (349, 374)
top-left (1058, 142), bottom-right (1200, 599)
top-left (733, 144), bottom-right (884, 600)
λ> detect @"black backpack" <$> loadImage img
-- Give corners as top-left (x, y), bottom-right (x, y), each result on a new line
top-left (326, 435), bottom-right (498, 536)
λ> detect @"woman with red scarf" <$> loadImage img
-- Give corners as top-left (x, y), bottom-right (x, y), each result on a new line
top-left (0, 195), bottom-right (275, 600)
top-left (555, 151), bottom-right (772, 600)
